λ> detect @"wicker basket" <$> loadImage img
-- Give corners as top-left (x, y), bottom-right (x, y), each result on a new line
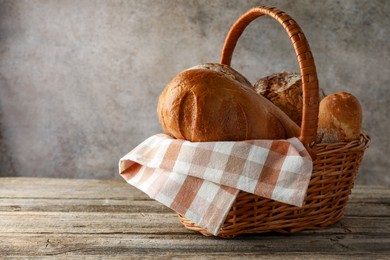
top-left (178, 6), bottom-right (371, 238)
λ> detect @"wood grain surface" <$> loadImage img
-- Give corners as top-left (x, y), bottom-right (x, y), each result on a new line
top-left (0, 177), bottom-right (389, 259)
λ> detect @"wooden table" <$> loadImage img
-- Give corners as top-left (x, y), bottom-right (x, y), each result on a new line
top-left (0, 177), bottom-right (389, 259)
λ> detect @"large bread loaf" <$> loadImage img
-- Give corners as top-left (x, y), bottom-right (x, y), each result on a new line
top-left (157, 66), bottom-right (300, 142)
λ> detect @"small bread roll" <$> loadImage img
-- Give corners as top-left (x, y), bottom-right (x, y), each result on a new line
top-left (253, 72), bottom-right (326, 126)
top-left (157, 68), bottom-right (300, 142)
top-left (317, 92), bottom-right (362, 143)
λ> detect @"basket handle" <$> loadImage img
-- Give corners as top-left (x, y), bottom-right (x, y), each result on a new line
top-left (220, 7), bottom-right (319, 156)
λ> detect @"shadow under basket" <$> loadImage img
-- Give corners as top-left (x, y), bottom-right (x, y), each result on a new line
top-left (178, 133), bottom-right (371, 238)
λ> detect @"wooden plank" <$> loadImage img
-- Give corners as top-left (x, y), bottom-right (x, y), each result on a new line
top-left (0, 211), bottom-right (389, 235)
top-left (1, 179), bottom-right (389, 218)
top-left (350, 185), bottom-right (390, 200)
top-left (0, 177), bottom-right (386, 199)
top-left (0, 198), bottom-right (171, 213)
top-left (0, 255), bottom-right (388, 260)
top-left (345, 201), bottom-right (390, 217)
top-left (349, 186), bottom-right (390, 205)
top-left (0, 177), bottom-right (142, 199)
top-left (0, 198), bottom-right (388, 218)
top-left (0, 195), bottom-right (388, 217)
top-left (2, 177), bottom-right (388, 201)
top-left (2, 254), bottom-right (389, 260)
top-left (0, 212), bottom-right (185, 234)
top-left (0, 233), bottom-right (389, 257)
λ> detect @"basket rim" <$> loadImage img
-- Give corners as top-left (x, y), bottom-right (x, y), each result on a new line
top-left (316, 132), bottom-right (370, 155)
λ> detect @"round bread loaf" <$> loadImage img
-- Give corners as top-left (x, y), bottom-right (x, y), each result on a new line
top-left (317, 92), bottom-right (362, 143)
top-left (157, 68), bottom-right (300, 142)
top-left (253, 72), bottom-right (326, 126)
top-left (253, 72), bottom-right (303, 125)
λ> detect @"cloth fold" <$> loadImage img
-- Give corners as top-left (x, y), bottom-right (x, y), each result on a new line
top-left (119, 133), bottom-right (312, 235)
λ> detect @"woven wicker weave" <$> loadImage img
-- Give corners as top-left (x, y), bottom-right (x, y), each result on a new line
top-left (178, 6), bottom-right (371, 238)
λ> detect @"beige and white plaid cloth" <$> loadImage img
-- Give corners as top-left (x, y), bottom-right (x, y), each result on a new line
top-left (119, 133), bottom-right (312, 235)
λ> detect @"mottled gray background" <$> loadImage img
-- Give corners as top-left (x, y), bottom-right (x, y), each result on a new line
top-left (0, 0), bottom-right (389, 184)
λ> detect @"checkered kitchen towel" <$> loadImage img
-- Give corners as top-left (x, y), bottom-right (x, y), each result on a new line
top-left (119, 133), bottom-right (312, 235)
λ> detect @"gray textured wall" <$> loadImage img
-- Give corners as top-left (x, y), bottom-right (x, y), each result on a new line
top-left (0, 0), bottom-right (389, 184)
